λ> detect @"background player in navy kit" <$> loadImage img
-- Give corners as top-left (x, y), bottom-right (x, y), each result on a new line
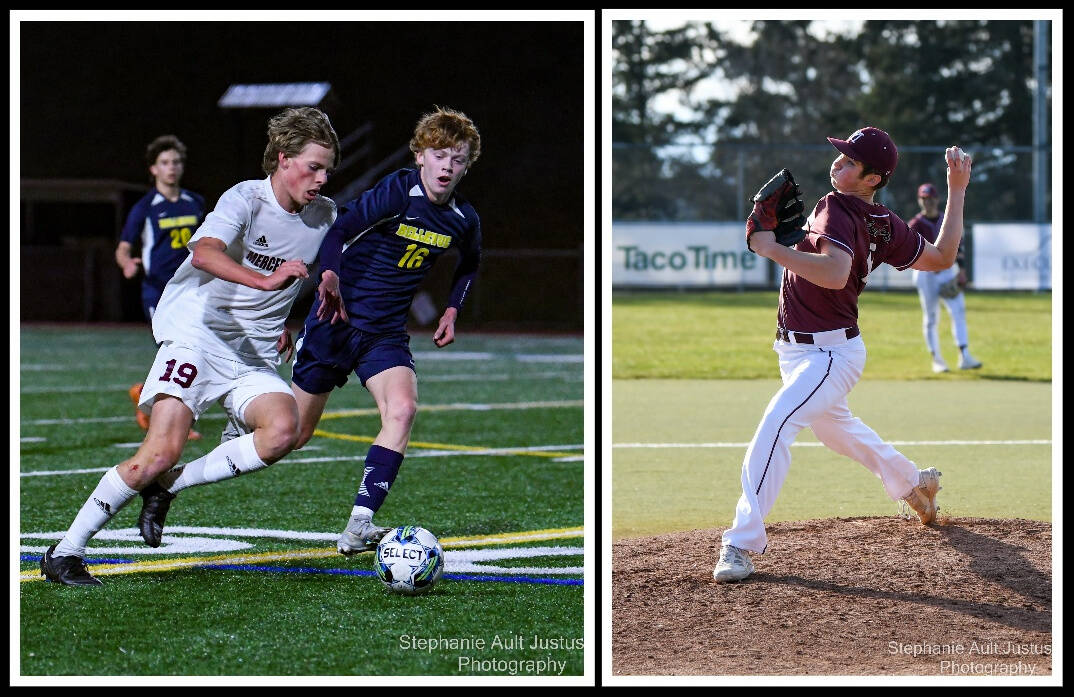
top-left (135, 107), bottom-right (483, 554)
top-left (116, 135), bottom-right (205, 438)
top-left (712, 127), bottom-right (973, 583)
top-left (294, 106), bottom-right (482, 554)
top-left (908, 182), bottom-right (982, 373)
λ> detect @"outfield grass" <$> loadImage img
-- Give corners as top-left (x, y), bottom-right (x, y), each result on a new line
top-left (613, 289), bottom-right (1051, 381)
top-left (19, 326), bottom-right (584, 677)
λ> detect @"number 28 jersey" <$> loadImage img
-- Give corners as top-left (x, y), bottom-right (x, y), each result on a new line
top-left (120, 188), bottom-right (206, 292)
top-left (317, 168), bottom-right (482, 334)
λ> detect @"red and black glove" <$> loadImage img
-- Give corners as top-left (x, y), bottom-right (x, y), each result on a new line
top-left (745, 168), bottom-right (807, 252)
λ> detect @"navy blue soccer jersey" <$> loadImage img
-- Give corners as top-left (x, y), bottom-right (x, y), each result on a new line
top-left (120, 188), bottom-right (206, 292)
top-left (316, 168), bottom-right (481, 333)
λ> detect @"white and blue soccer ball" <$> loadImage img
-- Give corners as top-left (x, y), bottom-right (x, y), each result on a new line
top-left (374, 525), bottom-right (445, 595)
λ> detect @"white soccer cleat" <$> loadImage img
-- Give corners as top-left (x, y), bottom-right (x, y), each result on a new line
top-left (901, 467), bottom-right (943, 524)
top-left (958, 352), bottom-right (982, 370)
top-left (713, 544), bottom-right (755, 583)
top-left (931, 357), bottom-right (950, 373)
top-left (337, 515), bottom-right (393, 555)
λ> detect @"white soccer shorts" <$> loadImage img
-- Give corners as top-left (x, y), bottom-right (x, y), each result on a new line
top-left (138, 341), bottom-right (294, 424)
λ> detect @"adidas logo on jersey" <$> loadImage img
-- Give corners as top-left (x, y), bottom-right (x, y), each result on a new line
top-left (254, 235), bottom-right (270, 248)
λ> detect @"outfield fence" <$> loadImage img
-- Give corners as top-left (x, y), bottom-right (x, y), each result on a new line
top-left (612, 220), bottom-right (1051, 292)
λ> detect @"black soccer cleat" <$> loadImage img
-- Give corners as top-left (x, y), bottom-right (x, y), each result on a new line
top-left (138, 482), bottom-right (177, 548)
top-left (40, 544), bottom-right (102, 586)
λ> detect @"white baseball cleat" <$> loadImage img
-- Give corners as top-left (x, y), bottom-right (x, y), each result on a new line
top-left (901, 467), bottom-right (943, 524)
top-left (713, 544), bottom-right (755, 583)
top-left (958, 352), bottom-right (982, 370)
top-left (931, 357), bottom-right (950, 373)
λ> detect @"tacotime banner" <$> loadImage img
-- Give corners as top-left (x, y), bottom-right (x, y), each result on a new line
top-left (612, 222), bottom-right (769, 288)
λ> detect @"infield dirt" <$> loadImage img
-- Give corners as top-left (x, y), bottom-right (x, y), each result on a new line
top-left (612, 516), bottom-right (1051, 676)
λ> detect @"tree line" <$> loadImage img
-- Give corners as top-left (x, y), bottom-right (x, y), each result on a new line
top-left (612, 20), bottom-right (1051, 223)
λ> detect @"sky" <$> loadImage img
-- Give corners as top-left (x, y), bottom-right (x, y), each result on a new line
top-left (627, 19), bottom-right (866, 127)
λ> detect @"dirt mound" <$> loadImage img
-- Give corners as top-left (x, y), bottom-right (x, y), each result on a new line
top-left (612, 517), bottom-right (1052, 676)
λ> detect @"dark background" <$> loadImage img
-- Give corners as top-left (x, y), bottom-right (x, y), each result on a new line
top-left (20, 20), bottom-right (585, 329)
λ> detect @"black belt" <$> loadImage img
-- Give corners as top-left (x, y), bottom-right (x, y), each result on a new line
top-left (776, 326), bottom-right (860, 344)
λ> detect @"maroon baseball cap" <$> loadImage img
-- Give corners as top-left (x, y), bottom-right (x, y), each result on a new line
top-left (917, 182), bottom-right (939, 198)
top-left (827, 126), bottom-right (898, 177)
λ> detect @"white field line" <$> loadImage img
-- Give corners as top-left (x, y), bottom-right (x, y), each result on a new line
top-left (20, 399), bottom-right (583, 426)
top-left (19, 371), bottom-right (581, 394)
top-left (20, 444), bottom-right (585, 478)
top-left (19, 526), bottom-right (585, 582)
top-left (614, 439), bottom-right (1051, 448)
top-left (21, 353), bottom-right (583, 373)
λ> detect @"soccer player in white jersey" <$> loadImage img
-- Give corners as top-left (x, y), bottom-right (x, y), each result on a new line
top-left (41, 107), bottom-right (344, 586)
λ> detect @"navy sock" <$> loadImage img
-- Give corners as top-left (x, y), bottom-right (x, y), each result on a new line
top-left (353, 445), bottom-right (404, 515)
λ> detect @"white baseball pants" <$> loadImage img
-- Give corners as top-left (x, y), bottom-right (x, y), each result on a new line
top-left (721, 334), bottom-right (921, 554)
top-left (913, 266), bottom-right (969, 357)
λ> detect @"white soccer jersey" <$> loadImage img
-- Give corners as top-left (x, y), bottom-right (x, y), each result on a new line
top-left (153, 176), bottom-right (336, 365)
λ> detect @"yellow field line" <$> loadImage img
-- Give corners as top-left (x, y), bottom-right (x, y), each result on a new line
top-left (21, 526), bottom-right (584, 583)
top-left (311, 429), bottom-right (581, 459)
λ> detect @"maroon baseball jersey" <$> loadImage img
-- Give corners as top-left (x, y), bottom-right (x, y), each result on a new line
top-left (908, 211), bottom-right (943, 244)
top-left (778, 192), bottom-right (925, 333)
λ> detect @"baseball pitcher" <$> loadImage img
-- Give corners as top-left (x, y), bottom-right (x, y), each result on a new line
top-left (715, 127), bottom-right (973, 583)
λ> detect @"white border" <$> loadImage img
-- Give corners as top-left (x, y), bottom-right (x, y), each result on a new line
top-left (12, 9), bottom-right (595, 687)
top-left (604, 8), bottom-right (1062, 686)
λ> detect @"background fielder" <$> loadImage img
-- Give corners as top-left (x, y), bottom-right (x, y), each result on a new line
top-left (908, 182), bottom-right (982, 373)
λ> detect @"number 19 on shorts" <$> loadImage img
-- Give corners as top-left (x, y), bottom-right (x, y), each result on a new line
top-left (158, 359), bottom-right (198, 388)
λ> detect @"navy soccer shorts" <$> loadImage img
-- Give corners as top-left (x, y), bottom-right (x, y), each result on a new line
top-left (292, 318), bottom-right (416, 393)
top-left (141, 282), bottom-right (167, 323)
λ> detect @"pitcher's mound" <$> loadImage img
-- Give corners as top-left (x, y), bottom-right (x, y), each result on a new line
top-left (612, 517), bottom-right (1051, 676)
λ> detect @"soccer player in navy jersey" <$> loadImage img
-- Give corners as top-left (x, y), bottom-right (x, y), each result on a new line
top-left (295, 106), bottom-right (482, 553)
top-left (117, 135), bottom-right (205, 439)
top-left (135, 107), bottom-right (483, 555)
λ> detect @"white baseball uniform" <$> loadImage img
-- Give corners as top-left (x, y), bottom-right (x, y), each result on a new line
top-left (722, 192), bottom-right (927, 554)
top-left (141, 176), bottom-right (336, 422)
top-left (908, 212), bottom-right (970, 356)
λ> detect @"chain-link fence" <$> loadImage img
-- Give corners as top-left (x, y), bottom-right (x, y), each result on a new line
top-left (612, 142), bottom-right (1050, 225)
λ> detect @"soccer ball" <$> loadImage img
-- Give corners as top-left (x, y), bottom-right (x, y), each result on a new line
top-left (374, 525), bottom-right (445, 595)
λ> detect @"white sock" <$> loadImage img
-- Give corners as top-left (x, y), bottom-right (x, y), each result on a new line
top-left (167, 433), bottom-right (268, 494)
top-left (352, 505), bottom-right (376, 519)
top-left (54, 466), bottom-right (138, 558)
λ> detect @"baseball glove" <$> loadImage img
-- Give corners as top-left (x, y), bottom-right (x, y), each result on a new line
top-left (938, 277), bottom-right (962, 299)
top-left (745, 168), bottom-right (807, 252)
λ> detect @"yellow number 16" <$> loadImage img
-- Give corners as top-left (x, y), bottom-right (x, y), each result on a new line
top-left (398, 244), bottom-right (429, 269)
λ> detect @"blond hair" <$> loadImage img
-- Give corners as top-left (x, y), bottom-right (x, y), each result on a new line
top-left (409, 106), bottom-right (481, 166)
top-left (261, 107), bottom-right (341, 176)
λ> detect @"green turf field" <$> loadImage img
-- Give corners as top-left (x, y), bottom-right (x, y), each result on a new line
top-left (613, 289), bottom-right (1051, 381)
top-left (19, 326), bottom-right (584, 677)
top-left (612, 290), bottom-right (1052, 540)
